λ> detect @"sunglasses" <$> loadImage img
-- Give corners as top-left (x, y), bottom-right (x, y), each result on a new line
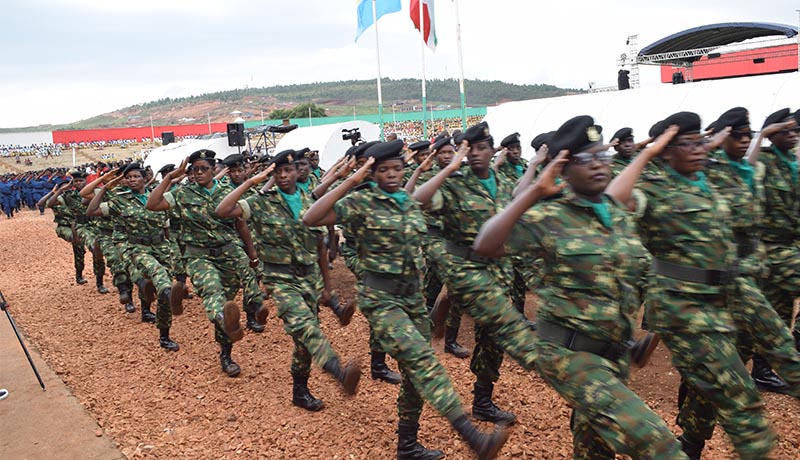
top-left (193, 166), bottom-right (212, 173)
top-left (668, 140), bottom-right (711, 151)
top-left (570, 151), bottom-right (615, 165)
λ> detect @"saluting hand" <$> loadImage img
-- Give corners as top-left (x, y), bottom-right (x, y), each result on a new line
top-left (641, 125), bottom-right (680, 160)
top-left (349, 157), bottom-right (375, 184)
top-left (530, 150), bottom-right (568, 198)
top-left (419, 149), bottom-right (436, 172)
top-left (103, 174), bottom-right (125, 190)
top-left (170, 157), bottom-right (189, 179)
top-left (532, 144), bottom-right (549, 165)
top-left (705, 126), bottom-right (731, 151)
top-left (335, 157), bottom-right (356, 180)
top-left (248, 164), bottom-right (275, 186)
top-left (447, 141), bottom-right (469, 173)
top-left (493, 148), bottom-right (507, 169)
top-left (403, 149), bottom-right (418, 165)
top-left (100, 167), bottom-right (120, 183)
top-left (761, 119), bottom-right (797, 138)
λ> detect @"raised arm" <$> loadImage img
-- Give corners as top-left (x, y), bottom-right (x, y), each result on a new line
top-left (404, 152), bottom-right (435, 193)
top-left (147, 157), bottom-right (187, 211)
top-left (413, 141), bottom-right (468, 206)
top-left (216, 165), bottom-right (274, 218)
top-left (746, 119), bottom-right (796, 166)
top-left (303, 157), bottom-right (374, 227)
top-left (80, 167), bottom-right (119, 199)
top-left (86, 174), bottom-right (124, 217)
top-left (605, 126), bottom-right (679, 211)
top-left (37, 183), bottom-right (61, 209)
top-left (512, 144), bottom-right (548, 197)
top-left (45, 181), bottom-right (71, 209)
top-left (474, 151), bottom-right (568, 257)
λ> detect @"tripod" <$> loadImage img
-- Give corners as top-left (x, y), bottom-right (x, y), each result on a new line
top-left (0, 289), bottom-right (46, 391)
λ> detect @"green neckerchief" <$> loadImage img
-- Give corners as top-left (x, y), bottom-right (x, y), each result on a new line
top-left (131, 191), bottom-right (148, 206)
top-left (312, 167), bottom-right (322, 178)
top-left (577, 195), bottom-right (612, 228)
top-left (720, 149), bottom-right (754, 193)
top-left (377, 186), bottom-right (410, 208)
top-left (771, 145), bottom-right (798, 185)
top-left (476, 169), bottom-right (497, 199)
top-left (296, 180), bottom-right (310, 194)
top-left (277, 187), bottom-right (302, 221)
top-left (665, 165), bottom-right (711, 194)
top-left (201, 178), bottom-right (219, 196)
top-left (512, 163), bottom-right (524, 177)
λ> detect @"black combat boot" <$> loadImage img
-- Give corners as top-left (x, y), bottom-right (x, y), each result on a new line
top-left (96, 275), bottom-right (108, 294)
top-left (751, 354), bottom-right (790, 394)
top-left (141, 301), bottom-right (156, 323)
top-left (292, 374), bottom-right (324, 412)
top-left (76, 272), bottom-right (88, 285)
top-left (397, 421), bottom-right (444, 460)
top-left (371, 351), bottom-right (401, 384)
top-left (124, 302), bottom-right (135, 313)
top-left (678, 434), bottom-right (704, 460)
top-left (323, 356), bottom-right (361, 395)
top-left (444, 326), bottom-right (470, 359)
top-left (159, 328), bottom-right (179, 352)
top-left (219, 344), bottom-right (241, 377)
top-left (472, 382), bottom-right (516, 425)
top-left (451, 414), bottom-right (509, 460)
top-left (244, 301), bottom-right (267, 333)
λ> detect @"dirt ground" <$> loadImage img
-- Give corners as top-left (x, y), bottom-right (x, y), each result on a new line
top-left (0, 209), bottom-right (798, 459)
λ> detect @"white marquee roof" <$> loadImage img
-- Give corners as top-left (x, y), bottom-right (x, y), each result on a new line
top-left (275, 120), bottom-right (380, 170)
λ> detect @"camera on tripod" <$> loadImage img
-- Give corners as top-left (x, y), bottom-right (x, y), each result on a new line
top-left (341, 128), bottom-right (362, 145)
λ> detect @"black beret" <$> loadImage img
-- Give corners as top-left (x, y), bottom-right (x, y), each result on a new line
top-left (530, 131), bottom-right (554, 150)
top-left (453, 132), bottom-right (465, 145)
top-left (408, 140), bottom-right (431, 152)
top-left (271, 150), bottom-right (297, 168)
top-left (122, 162), bottom-right (145, 176)
top-left (652, 111), bottom-right (701, 137)
top-left (188, 149), bottom-right (216, 164)
top-left (354, 141), bottom-right (379, 159)
top-left (157, 163), bottom-right (175, 176)
top-left (70, 170), bottom-right (88, 179)
top-left (221, 154), bottom-right (245, 168)
top-left (500, 132), bottom-right (521, 148)
top-left (707, 107), bottom-right (750, 133)
top-left (648, 119), bottom-right (665, 138)
top-left (345, 145), bottom-right (360, 157)
top-left (295, 147), bottom-right (310, 159)
top-left (549, 116), bottom-right (603, 156)
top-left (762, 108), bottom-right (792, 129)
top-left (462, 121), bottom-right (493, 145)
top-left (365, 140), bottom-right (405, 164)
top-left (612, 127), bottom-right (633, 141)
top-left (432, 135), bottom-right (456, 152)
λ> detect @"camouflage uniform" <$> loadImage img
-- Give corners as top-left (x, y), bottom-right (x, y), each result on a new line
top-left (634, 166), bottom-right (775, 459)
top-left (164, 179), bottom-right (263, 345)
top-left (57, 190), bottom-right (105, 280)
top-left (52, 199), bottom-right (86, 276)
top-left (758, 146), bottom-right (800, 341)
top-left (430, 166), bottom-right (538, 379)
top-left (333, 183), bottom-right (462, 422)
top-left (107, 189), bottom-right (139, 299)
top-left (238, 189), bottom-right (339, 377)
top-left (100, 191), bottom-right (173, 330)
top-left (506, 191), bottom-right (686, 460)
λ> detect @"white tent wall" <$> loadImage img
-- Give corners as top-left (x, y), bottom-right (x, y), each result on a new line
top-left (274, 121), bottom-right (380, 170)
top-left (483, 73), bottom-right (800, 159)
top-left (142, 137), bottom-right (242, 178)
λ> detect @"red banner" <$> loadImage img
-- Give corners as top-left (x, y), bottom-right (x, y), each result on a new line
top-left (52, 123), bottom-right (230, 144)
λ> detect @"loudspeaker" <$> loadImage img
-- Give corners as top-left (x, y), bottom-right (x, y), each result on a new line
top-left (162, 131), bottom-right (175, 145)
top-left (227, 123), bottom-right (246, 147)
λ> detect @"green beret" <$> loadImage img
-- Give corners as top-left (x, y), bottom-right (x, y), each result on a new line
top-left (500, 132), bottom-right (521, 148)
top-left (549, 115), bottom-right (603, 156)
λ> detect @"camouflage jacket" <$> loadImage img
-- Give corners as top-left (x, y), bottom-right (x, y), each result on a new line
top-left (507, 191), bottom-right (642, 344)
top-left (416, 166), bottom-right (443, 231)
top-left (757, 146), bottom-right (800, 243)
top-left (239, 188), bottom-right (322, 266)
top-left (56, 190), bottom-right (88, 226)
top-left (99, 189), bottom-right (168, 240)
top-left (705, 149), bottom-right (766, 275)
top-left (497, 158), bottom-right (528, 183)
top-left (610, 154), bottom-right (634, 177)
top-left (164, 179), bottom-right (240, 247)
top-left (334, 182), bottom-right (426, 277)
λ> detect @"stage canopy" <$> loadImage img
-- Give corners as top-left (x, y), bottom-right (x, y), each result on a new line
top-left (142, 135), bottom-right (242, 179)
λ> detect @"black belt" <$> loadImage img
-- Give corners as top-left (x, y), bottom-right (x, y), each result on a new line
top-left (652, 259), bottom-right (735, 286)
top-left (733, 233), bottom-right (757, 258)
top-left (184, 242), bottom-right (234, 257)
top-left (74, 215), bottom-right (89, 224)
top-left (445, 241), bottom-right (491, 264)
top-left (363, 272), bottom-right (419, 297)
top-left (426, 225), bottom-right (443, 237)
top-left (114, 225), bottom-right (125, 232)
top-left (129, 234), bottom-right (165, 245)
top-left (264, 262), bottom-right (315, 277)
top-left (537, 320), bottom-right (632, 361)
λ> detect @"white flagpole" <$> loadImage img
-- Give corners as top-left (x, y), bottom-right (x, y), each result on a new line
top-left (419, 0), bottom-right (428, 139)
top-left (372, 0), bottom-right (385, 141)
top-left (207, 112), bottom-right (212, 134)
top-left (454, 0), bottom-right (467, 131)
top-left (150, 115), bottom-right (156, 147)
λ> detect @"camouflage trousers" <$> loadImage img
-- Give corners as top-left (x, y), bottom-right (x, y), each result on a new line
top-left (677, 274), bottom-right (800, 445)
top-left (444, 264), bottom-right (539, 381)
top-left (130, 241), bottom-right (174, 330)
top-left (534, 339), bottom-right (687, 460)
top-left (184, 244), bottom-right (262, 346)
top-left (762, 242), bottom-right (800, 336)
top-left (342, 247), bottom-right (383, 355)
top-left (357, 282), bottom-right (463, 423)
top-left (420, 235), bottom-right (464, 329)
top-left (98, 234), bottom-right (129, 289)
top-left (55, 225), bottom-right (86, 276)
top-left (75, 225), bottom-right (105, 280)
top-left (266, 270), bottom-right (337, 377)
top-left (169, 239), bottom-right (187, 278)
top-left (653, 289), bottom-right (775, 460)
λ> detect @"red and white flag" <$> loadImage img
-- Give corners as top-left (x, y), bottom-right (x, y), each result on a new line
top-left (410, 0), bottom-right (437, 51)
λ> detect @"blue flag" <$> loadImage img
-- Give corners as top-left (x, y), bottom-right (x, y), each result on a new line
top-left (356, 0), bottom-right (402, 42)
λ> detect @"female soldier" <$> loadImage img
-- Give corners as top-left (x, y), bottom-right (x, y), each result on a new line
top-left (303, 140), bottom-right (508, 460)
top-left (474, 115), bottom-right (688, 460)
top-left (86, 162), bottom-right (179, 351)
top-left (215, 150), bottom-right (361, 410)
top-left (146, 150), bottom-right (265, 377)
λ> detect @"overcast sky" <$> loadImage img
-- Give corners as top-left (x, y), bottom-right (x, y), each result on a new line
top-left (0, 0), bottom-right (797, 129)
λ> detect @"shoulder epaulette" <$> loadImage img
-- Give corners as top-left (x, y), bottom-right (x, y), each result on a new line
top-left (259, 189), bottom-right (278, 196)
top-left (115, 190), bottom-right (132, 196)
top-left (353, 182), bottom-right (372, 192)
top-left (642, 174), bottom-right (665, 182)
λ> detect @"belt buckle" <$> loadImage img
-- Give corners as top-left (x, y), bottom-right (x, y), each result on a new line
top-left (291, 265), bottom-right (307, 277)
top-left (395, 280), bottom-right (415, 296)
top-left (209, 247), bottom-right (221, 257)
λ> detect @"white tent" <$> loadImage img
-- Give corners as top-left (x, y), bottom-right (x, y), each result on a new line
top-left (483, 72), bottom-right (800, 158)
top-left (142, 135), bottom-right (242, 177)
top-left (274, 120), bottom-right (380, 170)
